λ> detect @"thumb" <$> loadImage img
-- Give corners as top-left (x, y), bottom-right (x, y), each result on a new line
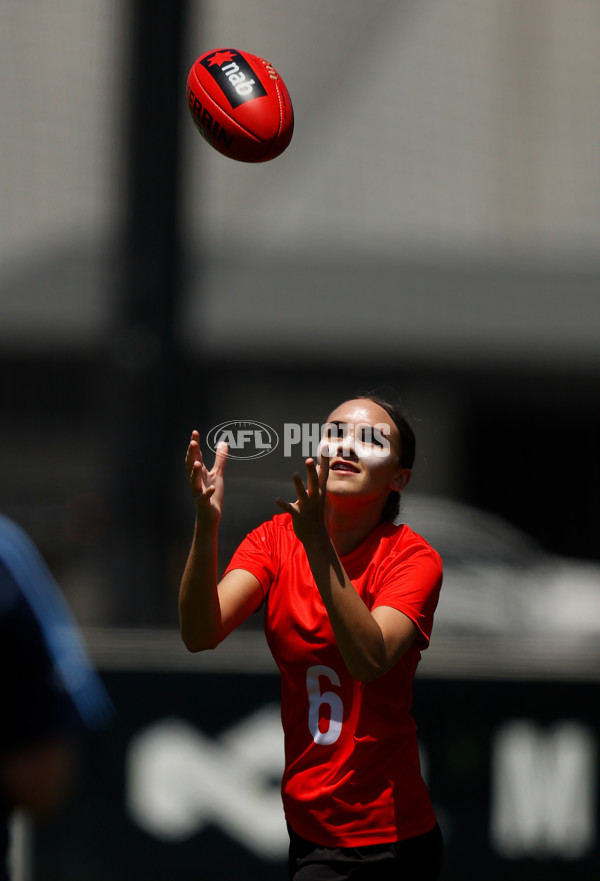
top-left (213, 441), bottom-right (229, 473)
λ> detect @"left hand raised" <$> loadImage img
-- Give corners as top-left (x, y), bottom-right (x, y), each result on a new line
top-left (275, 456), bottom-right (329, 544)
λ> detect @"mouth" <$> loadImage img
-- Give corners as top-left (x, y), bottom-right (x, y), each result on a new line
top-left (329, 459), bottom-right (360, 474)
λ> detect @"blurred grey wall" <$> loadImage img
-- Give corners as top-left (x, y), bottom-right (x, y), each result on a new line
top-left (2, 1), bottom-right (599, 359)
top-left (180, 0), bottom-right (600, 367)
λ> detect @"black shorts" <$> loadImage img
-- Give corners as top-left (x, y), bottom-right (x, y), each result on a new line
top-left (287, 822), bottom-right (443, 881)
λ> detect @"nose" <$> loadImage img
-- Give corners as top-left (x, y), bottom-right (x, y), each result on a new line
top-left (326, 430), bottom-right (359, 460)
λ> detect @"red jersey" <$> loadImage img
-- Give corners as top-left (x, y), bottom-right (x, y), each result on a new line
top-left (225, 513), bottom-right (443, 847)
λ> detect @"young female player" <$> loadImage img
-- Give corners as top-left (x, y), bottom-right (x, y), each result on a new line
top-left (179, 396), bottom-right (444, 880)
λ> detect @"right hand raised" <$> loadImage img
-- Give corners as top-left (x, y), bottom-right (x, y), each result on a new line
top-left (185, 430), bottom-right (228, 525)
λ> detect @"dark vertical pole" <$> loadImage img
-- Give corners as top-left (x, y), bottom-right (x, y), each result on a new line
top-left (104, 0), bottom-right (190, 624)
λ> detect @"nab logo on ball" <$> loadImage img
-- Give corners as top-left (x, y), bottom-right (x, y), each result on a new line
top-left (187, 47), bottom-right (294, 162)
top-left (202, 50), bottom-right (267, 109)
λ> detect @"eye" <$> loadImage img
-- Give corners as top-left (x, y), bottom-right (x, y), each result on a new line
top-left (323, 423), bottom-right (344, 439)
top-left (357, 426), bottom-right (384, 446)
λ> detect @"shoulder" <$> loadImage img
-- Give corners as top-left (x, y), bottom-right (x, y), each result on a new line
top-left (0, 515), bottom-right (46, 615)
top-left (0, 514), bottom-right (39, 571)
top-left (250, 512), bottom-right (296, 542)
top-left (267, 511), bottom-right (295, 532)
top-left (227, 512), bottom-right (296, 567)
top-left (379, 521), bottom-right (442, 567)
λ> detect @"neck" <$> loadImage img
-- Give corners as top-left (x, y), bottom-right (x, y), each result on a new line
top-left (324, 498), bottom-right (386, 557)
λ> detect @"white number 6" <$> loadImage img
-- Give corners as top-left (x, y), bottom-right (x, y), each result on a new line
top-left (306, 665), bottom-right (343, 745)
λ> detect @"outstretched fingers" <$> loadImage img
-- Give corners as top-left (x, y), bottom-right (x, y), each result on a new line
top-left (304, 458), bottom-right (320, 496)
top-left (186, 430), bottom-right (202, 467)
top-left (185, 432), bottom-right (204, 489)
top-left (185, 431), bottom-right (227, 523)
top-left (212, 440), bottom-right (229, 476)
top-left (275, 459), bottom-right (323, 515)
top-left (317, 451), bottom-right (329, 494)
top-left (275, 471), bottom-right (305, 516)
top-left (275, 458), bottom-right (328, 543)
top-left (275, 495), bottom-right (295, 515)
top-left (292, 471), bottom-right (309, 501)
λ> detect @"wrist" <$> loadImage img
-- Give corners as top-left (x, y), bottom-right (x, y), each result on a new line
top-left (301, 526), bottom-right (331, 554)
top-left (194, 515), bottom-right (220, 537)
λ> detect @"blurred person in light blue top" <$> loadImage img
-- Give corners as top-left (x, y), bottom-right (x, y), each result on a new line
top-left (0, 513), bottom-right (112, 881)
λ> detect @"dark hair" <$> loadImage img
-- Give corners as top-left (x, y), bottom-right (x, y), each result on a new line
top-left (356, 393), bottom-right (416, 523)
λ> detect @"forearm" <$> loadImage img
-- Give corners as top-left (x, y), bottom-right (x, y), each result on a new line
top-left (179, 521), bottom-right (222, 651)
top-left (302, 533), bottom-right (388, 682)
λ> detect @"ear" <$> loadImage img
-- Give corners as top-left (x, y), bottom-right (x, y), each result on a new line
top-left (389, 468), bottom-right (411, 493)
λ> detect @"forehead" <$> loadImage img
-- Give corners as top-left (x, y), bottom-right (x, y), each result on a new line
top-left (326, 399), bottom-right (398, 440)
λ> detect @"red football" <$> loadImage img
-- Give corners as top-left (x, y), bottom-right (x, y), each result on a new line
top-left (186, 48), bottom-right (294, 163)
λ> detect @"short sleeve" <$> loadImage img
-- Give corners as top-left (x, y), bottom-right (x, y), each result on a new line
top-left (372, 541), bottom-right (443, 650)
top-left (224, 517), bottom-right (284, 598)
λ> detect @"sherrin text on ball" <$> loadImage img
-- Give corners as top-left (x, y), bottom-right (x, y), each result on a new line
top-left (186, 48), bottom-right (294, 162)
